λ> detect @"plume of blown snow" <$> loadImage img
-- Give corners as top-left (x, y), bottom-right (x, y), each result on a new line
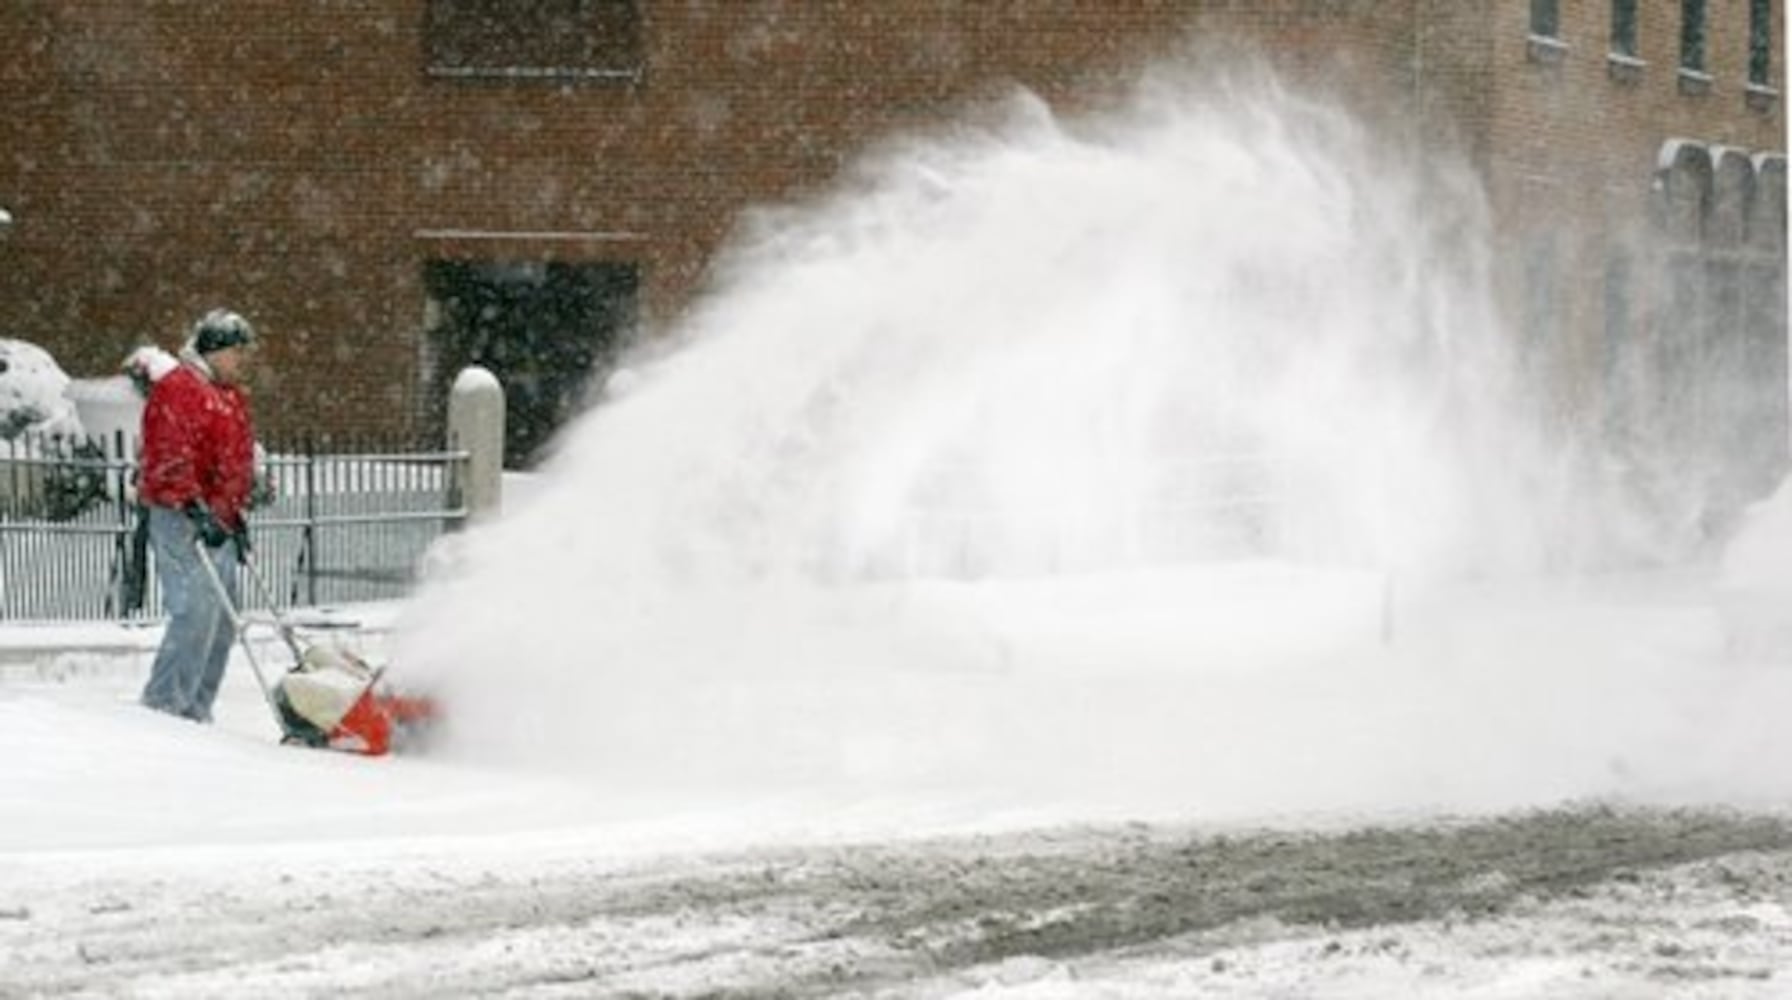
top-left (393, 58), bottom-right (1625, 813)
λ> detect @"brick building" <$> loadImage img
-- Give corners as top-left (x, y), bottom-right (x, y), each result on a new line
top-left (0, 1), bottom-right (1784, 495)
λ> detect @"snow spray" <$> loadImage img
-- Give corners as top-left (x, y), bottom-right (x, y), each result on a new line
top-left (389, 60), bottom-right (1720, 819)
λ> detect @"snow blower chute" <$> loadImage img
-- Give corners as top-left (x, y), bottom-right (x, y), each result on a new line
top-left (197, 540), bottom-right (437, 755)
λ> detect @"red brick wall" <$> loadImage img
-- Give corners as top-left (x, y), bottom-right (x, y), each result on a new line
top-left (0, 2), bottom-right (1778, 445)
top-left (1483, 0), bottom-right (1785, 407)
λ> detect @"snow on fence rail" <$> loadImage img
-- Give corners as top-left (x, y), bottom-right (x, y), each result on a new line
top-left (0, 432), bottom-right (469, 622)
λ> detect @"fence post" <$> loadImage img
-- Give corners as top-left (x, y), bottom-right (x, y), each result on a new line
top-left (110, 430), bottom-right (130, 617)
top-left (448, 365), bottom-right (505, 522)
top-left (304, 433), bottom-right (318, 608)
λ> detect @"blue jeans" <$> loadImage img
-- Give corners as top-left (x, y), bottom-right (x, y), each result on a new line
top-left (139, 506), bottom-right (240, 722)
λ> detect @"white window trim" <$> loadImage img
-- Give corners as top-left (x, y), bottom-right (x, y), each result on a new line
top-left (1527, 33), bottom-right (1570, 65)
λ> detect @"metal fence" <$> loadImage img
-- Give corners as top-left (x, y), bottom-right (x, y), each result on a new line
top-left (0, 432), bottom-right (468, 622)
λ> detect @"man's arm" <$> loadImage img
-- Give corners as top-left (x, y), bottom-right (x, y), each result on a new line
top-left (138, 380), bottom-right (203, 506)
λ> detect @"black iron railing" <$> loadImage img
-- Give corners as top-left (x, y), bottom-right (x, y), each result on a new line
top-left (0, 432), bottom-right (468, 622)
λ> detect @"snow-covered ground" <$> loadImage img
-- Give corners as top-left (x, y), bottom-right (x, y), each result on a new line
top-left (12, 558), bottom-right (1785, 857)
top-left (4, 556), bottom-right (1792, 996)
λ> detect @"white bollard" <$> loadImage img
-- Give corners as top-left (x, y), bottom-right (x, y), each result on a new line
top-left (447, 365), bottom-right (505, 522)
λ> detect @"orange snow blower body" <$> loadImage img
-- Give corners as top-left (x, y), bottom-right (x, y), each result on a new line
top-left (197, 539), bottom-right (438, 756)
top-left (273, 644), bottom-right (438, 756)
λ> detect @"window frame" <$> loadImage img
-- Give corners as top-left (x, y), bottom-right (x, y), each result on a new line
top-left (1527, 0), bottom-right (1569, 64)
top-left (1529, 0), bottom-right (1562, 40)
top-left (1749, 0), bottom-right (1775, 89)
top-left (1680, 0), bottom-right (1709, 74)
top-left (422, 0), bottom-right (645, 84)
top-left (1610, 0), bottom-right (1639, 59)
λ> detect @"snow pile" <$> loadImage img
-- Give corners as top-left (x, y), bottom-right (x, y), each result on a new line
top-left (0, 338), bottom-right (83, 440)
top-left (0, 339), bottom-right (106, 520)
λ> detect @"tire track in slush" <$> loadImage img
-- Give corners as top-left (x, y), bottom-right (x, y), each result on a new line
top-left (6, 805), bottom-right (1791, 997)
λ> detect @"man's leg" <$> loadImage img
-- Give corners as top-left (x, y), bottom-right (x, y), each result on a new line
top-left (140, 507), bottom-right (207, 717)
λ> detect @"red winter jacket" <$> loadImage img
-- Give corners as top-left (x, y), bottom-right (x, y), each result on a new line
top-left (138, 362), bottom-right (257, 530)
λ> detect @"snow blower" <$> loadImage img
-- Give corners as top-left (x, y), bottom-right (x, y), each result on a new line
top-left (196, 539), bottom-right (437, 755)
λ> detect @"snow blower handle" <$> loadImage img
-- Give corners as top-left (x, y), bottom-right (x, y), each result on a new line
top-left (235, 548), bottom-right (307, 666)
top-left (193, 537), bottom-right (285, 718)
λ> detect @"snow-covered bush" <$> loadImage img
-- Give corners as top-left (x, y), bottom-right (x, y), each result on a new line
top-left (0, 338), bottom-right (106, 520)
top-left (0, 338), bottom-right (83, 439)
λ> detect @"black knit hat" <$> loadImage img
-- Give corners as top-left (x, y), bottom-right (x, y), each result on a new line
top-left (192, 308), bottom-right (256, 355)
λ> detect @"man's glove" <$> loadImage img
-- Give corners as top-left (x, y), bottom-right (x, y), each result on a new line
top-left (184, 501), bottom-right (231, 548)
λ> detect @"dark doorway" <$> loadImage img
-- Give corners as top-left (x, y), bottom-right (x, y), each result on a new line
top-left (424, 259), bottom-right (639, 468)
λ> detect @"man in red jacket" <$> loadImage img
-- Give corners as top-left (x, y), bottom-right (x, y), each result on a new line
top-left (138, 308), bottom-right (260, 723)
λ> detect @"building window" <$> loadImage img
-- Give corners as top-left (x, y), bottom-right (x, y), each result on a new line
top-left (424, 259), bottom-right (641, 468)
top-left (1610, 0), bottom-right (1639, 58)
top-left (1530, 0), bottom-right (1561, 38)
top-left (423, 0), bottom-right (643, 82)
top-left (1680, 0), bottom-right (1708, 73)
top-left (1608, 0), bottom-right (1645, 81)
top-left (1527, 0), bottom-right (1568, 63)
top-left (1749, 0), bottom-right (1774, 87)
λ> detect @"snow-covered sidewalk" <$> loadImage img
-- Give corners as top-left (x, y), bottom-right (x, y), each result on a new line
top-left (6, 563), bottom-right (1792, 856)
top-left (4, 563), bottom-right (1791, 996)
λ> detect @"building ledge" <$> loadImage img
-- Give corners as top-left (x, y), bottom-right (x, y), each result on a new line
top-left (411, 229), bottom-right (651, 259)
top-left (1606, 52), bottom-right (1646, 85)
top-left (1745, 83), bottom-right (1780, 113)
top-left (1527, 33), bottom-right (1569, 66)
top-left (1677, 68), bottom-right (1714, 96)
top-left (424, 65), bottom-right (644, 86)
